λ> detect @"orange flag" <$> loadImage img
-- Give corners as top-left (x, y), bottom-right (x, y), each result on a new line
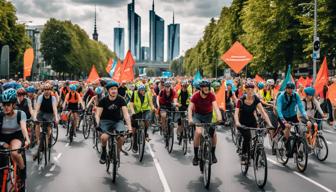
top-left (23, 48), bottom-right (34, 79)
top-left (105, 58), bottom-right (113, 73)
top-left (327, 83), bottom-right (336, 106)
top-left (112, 60), bottom-right (122, 82)
top-left (305, 77), bottom-right (313, 87)
top-left (221, 41), bottom-right (253, 73)
top-left (120, 50), bottom-right (135, 82)
top-left (87, 65), bottom-right (100, 83)
top-left (314, 56), bottom-right (329, 97)
top-left (255, 74), bottom-right (265, 83)
top-left (297, 76), bottom-right (305, 87)
top-left (175, 80), bottom-right (181, 92)
top-left (216, 81), bottom-right (226, 111)
top-left (274, 85), bottom-right (280, 97)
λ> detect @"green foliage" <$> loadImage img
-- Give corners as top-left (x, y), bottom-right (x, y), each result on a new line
top-left (170, 56), bottom-right (184, 76)
top-left (0, 0), bottom-right (31, 76)
top-left (41, 18), bottom-right (115, 78)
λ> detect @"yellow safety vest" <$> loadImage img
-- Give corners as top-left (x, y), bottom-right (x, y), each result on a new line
top-left (134, 91), bottom-right (151, 113)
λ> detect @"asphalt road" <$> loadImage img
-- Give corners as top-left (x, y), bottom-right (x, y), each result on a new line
top-left (26, 122), bottom-right (336, 192)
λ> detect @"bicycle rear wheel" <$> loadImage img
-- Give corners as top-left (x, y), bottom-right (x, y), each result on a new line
top-left (296, 139), bottom-right (308, 173)
top-left (314, 135), bottom-right (328, 161)
top-left (203, 143), bottom-right (212, 189)
top-left (138, 129), bottom-right (146, 162)
top-left (276, 136), bottom-right (289, 165)
top-left (253, 146), bottom-right (267, 189)
top-left (95, 131), bottom-right (102, 153)
top-left (231, 125), bottom-right (237, 145)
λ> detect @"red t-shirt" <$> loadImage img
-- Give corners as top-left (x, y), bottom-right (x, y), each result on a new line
top-left (191, 92), bottom-right (216, 115)
top-left (158, 89), bottom-right (177, 106)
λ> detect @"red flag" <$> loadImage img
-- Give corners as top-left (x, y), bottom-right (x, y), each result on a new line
top-left (297, 76), bottom-right (305, 87)
top-left (274, 85), bottom-right (280, 97)
top-left (105, 58), bottom-right (113, 73)
top-left (23, 48), bottom-right (34, 79)
top-left (112, 60), bottom-right (122, 82)
top-left (87, 65), bottom-right (100, 83)
top-left (314, 56), bottom-right (329, 97)
top-left (120, 50), bottom-right (135, 82)
top-left (305, 77), bottom-right (313, 87)
top-left (216, 81), bottom-right (226, 111)
top-left (255, 74), bottom-right (265, 83)
top-left (327, 83), bottom-right (336, 105)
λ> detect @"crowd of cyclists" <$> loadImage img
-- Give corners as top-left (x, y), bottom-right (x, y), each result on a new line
top-left (0, 74), bottom-right (335, 190)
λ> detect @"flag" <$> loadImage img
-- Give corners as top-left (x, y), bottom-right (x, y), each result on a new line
top-left (109, 58), bottom-right (118, 77)
top-left (174, 80), bottom-right (181, 92)
top-left (105, 58), bottom-right (113, 73)
top-left (216, 81), bottom-right (226, 111)
top-left (120, 50), bottom-right (135, 82)
top-left (193, 70), bottom-right (202, 82)
top-left (314, 56), bottom-right (329, 97)
top-left (255, 74), bottom-right (265, 83)
top-left (112, 60), bottom-right (122, 82)
top-left (280, 65), bottom-right (294, 91)
top-left (305, 77), bottom-right (313, 87)
top-left (297, 76), bottom-right (305, 87)
top-left (87, 65), bottom-right (100, 83)
top-left (327, 83), bottom-right (336, 106)
top-left (23, 48), bottom-right (34, 79)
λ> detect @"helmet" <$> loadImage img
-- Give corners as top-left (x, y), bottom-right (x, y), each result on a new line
top-left (138, 84), bottom-right (146, 91)
top-left (106, 81), bottom-right (119, 90)
top-left (95, 87), bottom-right (103, 95)
top-left (245, 82), bottom-right (255, 89)
top-left (266, 79), bottom-right (274, 86)
top-left (212, 81), bottom-right (221, 88)
top-left (69, 84), bottom-right (77, 91)
top-left (44, 83), bottom-right (52, 90)
top-left (257, 82), bottom-right (265, 89)
top-left (199, 80), bottom-right (211, 88)
top-left (1, 88), bottom-right (17, 103)
top-left (164, 81), bottom-right (171, 87)
top-left (304, 87), bottom-right (315, 96)
top-left (286, 82), bottom-right (295, 89)
top-left (17, 87), bottom-right (27, 95)
top-left (181, 80), bottom-right (188, 86)
top-left (26, 86), bottom-right (36, 93)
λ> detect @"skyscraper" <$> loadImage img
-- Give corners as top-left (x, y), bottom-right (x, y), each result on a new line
top-left (149, 0), bottom-right (164, 61)
top-left (114, 27), bottom-right (125, 59)
top-left (93, 6), bottom-right (98, 41)
top-left (168, 12), bottom-right (180, 61)
top-left (128, 0), bottom-right (141, 61)
top-left (141, 46), bottom-right (150, 61)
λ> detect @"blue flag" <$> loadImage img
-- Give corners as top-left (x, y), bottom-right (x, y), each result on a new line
top-left (109, 58), bottom-right (118, 77)
top-left (193, 70), bottom-right (202, 82)
top-left (280, 65), bottom-right (294, 91)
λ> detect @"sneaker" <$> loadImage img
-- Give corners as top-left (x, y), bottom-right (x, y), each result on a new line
top-left (212, 153), bottom-right (217, 164)
top-left (192, 157), bottom-right (199, 166)
top-left (99, 151), bottom-right (106, 164)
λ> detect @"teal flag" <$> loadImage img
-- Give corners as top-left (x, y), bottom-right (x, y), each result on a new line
top-left (193, 70), bottom-right (202, 82)
top-left (109, 58), bottom-right (117, 77)
top-left (280, 65), bottom-right (294, 91)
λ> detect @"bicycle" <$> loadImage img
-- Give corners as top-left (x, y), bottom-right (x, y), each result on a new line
top-left (236, 126), bottom-right (270, 189)
top-left (132, 118), bottom-right (147, 162)
top-left (193, 123), bottom-right (217, 189)
top-left (165, 110), bottom-right (177, 153)
top-left (92, 121), bottom-right (102, 153)
top-left (275, 122), bottom-right (309, 172)
top-left (104, 129), bottom-right (130, 183)
top-left (26, 119), bottom-right (36, 148)
top-left (35, 120), bottom-right (54, 166)
top-left (225, 109), bottom-right (236, 145)
top-left (82, 110), bottom-right (93, 139)
top-left (66, 109), bottom-right (83, 145)
top-left (307, 117), bottom-right (329, 161)
top-left (176, 111), bottom-right (189, 155)
top-left (0, 143), bottom-right (26, 192)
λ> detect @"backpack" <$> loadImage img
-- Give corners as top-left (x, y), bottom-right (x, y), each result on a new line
top-left (0, 110), bottom-right (22, 133)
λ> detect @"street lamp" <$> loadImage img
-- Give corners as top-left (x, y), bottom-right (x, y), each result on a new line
top-left (313, 0), bottom-right (318, 83)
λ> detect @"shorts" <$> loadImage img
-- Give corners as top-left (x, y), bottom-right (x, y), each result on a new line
top-left (68, 103), bottom-right (79, 111)
top-left (0, 131), bottom-right (24, 146)
top-left (279, 115), bottom-right (299, 128)
top-left (132, 110), bottom-right (151, 129)
top-left (100, 119), bottom-right (126, 133)
top-left (192, 113), bottom-right (212, 124)
top-left (37, 112), bottom-right (54, 122)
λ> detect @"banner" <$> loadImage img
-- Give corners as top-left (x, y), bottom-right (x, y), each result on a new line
top-left (216, 81), bottom-right (226, 111)
top-left (112, 60), bottom-right (122, 82)
top-left (105, 58), bottom-right (113, 74)
top-left (327, 83), bottom-right (336, 106)
top-left (280, 65), bottom-right (294, 91)
top-left (23, 48), bottom-right (34, 79)
top-left (87, 65), bottom-right (100, 83)
top-left (221, 41), bottom-right (253, 73)
top-left (193, 70), bottom-right (202, 82)
top-left (314, 56), bottom-right (329, 97)
top-left (297, 76), bottom-right (305, 87)
top-left (119, 50), bottom-right (135, 82)
top-left (0, 45), bottom-right (10, 77)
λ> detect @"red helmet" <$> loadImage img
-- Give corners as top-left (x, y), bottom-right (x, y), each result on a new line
top-left (17, 87), bottom-right (27, 95)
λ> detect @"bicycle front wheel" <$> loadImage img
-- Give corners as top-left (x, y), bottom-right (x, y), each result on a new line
top-left (253, 146), bottom-right (267, 189)
top-left (138, 129), bottom-right (146, 162)
top-left (296, 139), bottom-right (308, 173)
top-left (112, 143), bottom-right (118, 183)
top-left (314, 135), bottom-right (328, 161)
top-left (203, 143), bottom-right (212, 189)
top-left (51, 125), bottom-right (58, 146)
top-left (276, 136), bottom-right (289, 165)
top-left (167, 123), bottom-right (174, 153)
top-left (82, 116), bottom-right (90, 139)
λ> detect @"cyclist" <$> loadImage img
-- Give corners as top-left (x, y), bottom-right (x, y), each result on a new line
top-left (301, 87), bottom-right (326, 148)
top-left (225, 82), bottom-right (238, 111)
top-left (188, 80), bottom-right (222, 165)
top-left (95, 81), bottom-right (132, 164)
top-left (86, 86), bottom-right (104, 109)
top-left (62, 84), bottom-right (85, 135)
top-left (234, 82), bottom-right (273, 164)
top-left (257, 82), bottom-right (273, 107)
top-left (157, 81), bottom-right (178, 140)
top-left (129, 84), bottom-right (155, 151)
top-left (118, 80), bottom-right (128, 99)
top-left (176, 80), bottom-right (191, 139)
top-left (276, 82), bottom-right (308, 156)
top-left (16, 88), bottom-right (34, 120)
top-left (26, 86), bottom-right (37, 110)
top-left (0, 88), bottom-right (30, 183)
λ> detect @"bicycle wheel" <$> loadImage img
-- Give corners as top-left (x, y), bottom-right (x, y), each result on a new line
top-left (296, 139), bottom-right (308, 173)
top-left (203, 143), bottom-right (212, 189)
top-left (112, 143), bottom-right (118, 183)
top-left (182, 130), bottom-right (188, 155)
top-left (253, 146), bottom-right (267, 189)
top-left (51, 125), bottom-right (58, 146)
top-left (138, 129), bottom-right (146, 162)
top-left (231, 125), bottom-right (237, 145)
top-left (106, 141), bottom-right (111, 172)
top-left (48, 135), bottom-right (52, 163)
top-left (122, 133), bottom-right (132, 152)
top-left (314, 135), bottom-right (328, 161)
top-left (95, 131), bottom-right (102, 153)
top-left (276, 136), bottom-right (289, 165)
top-left (44, 135), bottom-right (48, 166)
top-left (241, 152), bottom-right (249, 176)
top-left (167, 123), bottom-right (174, 153)
top-left (82, 116), bottom-right (90, 139)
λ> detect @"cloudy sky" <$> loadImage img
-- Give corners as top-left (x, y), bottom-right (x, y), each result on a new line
top-left (11, 0), bottom-right (232, 59)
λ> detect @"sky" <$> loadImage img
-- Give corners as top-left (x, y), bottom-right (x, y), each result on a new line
top-left (11, 0), bottom-right (232, 60)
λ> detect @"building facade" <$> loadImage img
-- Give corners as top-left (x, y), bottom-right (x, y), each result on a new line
top-left (113, 27), bottom-right (125, 59)
top-left (149, 1), bottom-right (164, 61)
top-left (128, 0), bottom-right (141, 61)
top-left (167, 13), bottom-right (180, 61)
top-left (141, 46), bottom-right (150, 61)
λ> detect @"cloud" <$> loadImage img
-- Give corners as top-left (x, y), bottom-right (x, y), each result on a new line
top-left (71, 0), bottom-right (126, 7)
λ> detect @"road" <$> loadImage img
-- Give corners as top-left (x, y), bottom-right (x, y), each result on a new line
top-left (26, 123), bottom-right (336, 192)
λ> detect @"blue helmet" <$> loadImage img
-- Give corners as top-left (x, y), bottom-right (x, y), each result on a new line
top-left (286, 82), bottom-right (295, 89)
top-left (1, 88), bottom-right (17, 103)
top-left (95, 87), bottom-right (103, 95)
top-left (258, 82), bottom-right (265, 89)
top-left (304, 87), bottom-right (315, 96)
top-left (106, 81), bottom-right (119, 90)
top-left (26, 86), bottom-right (36, 93)
top-left (69, 84), bottom-right (77, 91)
top-left (138, 84), bottom-right (146, 91)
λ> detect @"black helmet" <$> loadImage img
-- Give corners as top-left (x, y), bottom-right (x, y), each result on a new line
top-left (199, 80), bottom-right (211, 88)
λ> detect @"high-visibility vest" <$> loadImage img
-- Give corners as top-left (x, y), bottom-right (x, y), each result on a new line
top-left (177, 89), bottom-right (191, 105)
top-left (134, 91), bottom-right (151, 113)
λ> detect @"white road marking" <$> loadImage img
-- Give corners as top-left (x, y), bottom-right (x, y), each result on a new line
top-left (53, 153), bottom-right (62, 162)
top-left (45, 173), bottom-right (53, 177)
top-left (147, 144), bottom-right (172, 192)
top-left (324, 129), bottom-right (336, 134)
top-left (49, 164), bottom-right (56, 172)
top-left (267, 157), bottom-right (334, 192)
top-left (326, 140), bottom-right (332, 145)
top-left (65, 143), bottom-right (70, 147)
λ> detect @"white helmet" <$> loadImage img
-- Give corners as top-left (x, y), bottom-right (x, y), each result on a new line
top-left (266, 79), bottom-right (275, 86)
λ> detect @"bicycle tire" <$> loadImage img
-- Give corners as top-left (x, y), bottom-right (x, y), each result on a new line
top-left (253, 146), bottom-right (267, 189)
top-left (276, 136), bottom-right (289, 165)
top-left (51, 125), bottom-right (58, 146)
top-left (231, 126), bottom-right (237, 145)
top-left (106, 141), bottom-right (111, 172)
top-left (44, 135), bottom-right (48, 166)
top-left (182, 130), bottom-right (188, 155)
top-left (138, 129), bottom-right (145, 162)
top-left (83, 116), bottom-right (90, 139)
top-left (203, 143), bottom-right (212, 189)
top-left (314, 135), bottom-right (328, 161)
top-left (168, 123), bottom-right (174, 153)
top-left (95, 131), bottom-right (102, 153)
top-left (296, 139), bottom-right (308, 173)
top-left (112, 143), bottom-right (118, 183)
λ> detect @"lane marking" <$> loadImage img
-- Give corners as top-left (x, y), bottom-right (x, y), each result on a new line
top-left (147, 144), bottom-right (172, 192)
top-left (323, 130), bottom-right (336, 134)
top-left (65, 143), bottom-right (70, 147)
top-left (53, 153), bottom-right (62, 162)
top-left (267, 157), bottom-right (334, 192)
top-left (326, 140), bottom-right (332, 145)
top-left (45, 173), bottom-right (53, 177)
top-left (49, 164), bottom-right (56, 172)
